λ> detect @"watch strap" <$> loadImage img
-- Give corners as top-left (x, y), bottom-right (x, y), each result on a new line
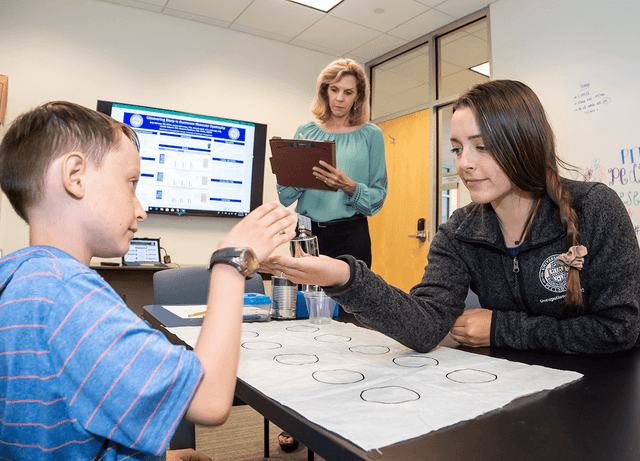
top-left (208, 247), bottom-right (258, 278)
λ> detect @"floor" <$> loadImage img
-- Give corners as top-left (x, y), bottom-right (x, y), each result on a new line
top-left (194, 405), bottom-right (326, 461)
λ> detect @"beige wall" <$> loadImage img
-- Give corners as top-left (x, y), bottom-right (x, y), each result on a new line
top-left (490, 0), bottom-right (640, 167)
top-left (0, 0), bottom-right (335, 263)
top-left (3, 0), bottom-right (640, 261)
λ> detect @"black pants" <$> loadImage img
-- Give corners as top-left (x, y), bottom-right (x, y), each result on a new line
top-left (307, 215), bottom-right (371, 322)
top-left (310, 215), bottom-right (372, 268)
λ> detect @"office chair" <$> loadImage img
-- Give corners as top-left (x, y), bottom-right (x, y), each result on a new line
top-left (153, 266), bottom-right (264, 305)
top-left (153, 267), bottom-right (270, 456)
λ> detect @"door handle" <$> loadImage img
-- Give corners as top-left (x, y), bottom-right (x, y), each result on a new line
top-left (408, 218), bottom-right (426, 243)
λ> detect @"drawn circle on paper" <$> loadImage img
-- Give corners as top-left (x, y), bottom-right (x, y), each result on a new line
top-left (241, 330), bottom-right (259, 339)
top-left (360, 386), bottom-right (420, 404)
top-left (446, 368), bottom-right (497, 383)
top-left (314, 334), bottom-right (352, 343)
top-left (349, 345), bottom-right (390, 355)
top-left (312, 369), bottom-right (364, 385)
top-left (241, 341), bottom-right (282, 350)
top-left (393, 356), bottom-right (439, 368)
top-left (274, 354), bottom-right (319, 366)
top-left (286, 325), bottom-right (319, 333)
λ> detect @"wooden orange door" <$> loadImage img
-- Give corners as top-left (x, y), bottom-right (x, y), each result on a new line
top-left (370, 109), bottom-right (430, 292)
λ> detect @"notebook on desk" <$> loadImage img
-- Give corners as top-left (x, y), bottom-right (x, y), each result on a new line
top-left (122, 238), bottom-right (167, 267)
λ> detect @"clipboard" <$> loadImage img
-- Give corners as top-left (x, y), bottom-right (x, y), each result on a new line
top-left (269, 137), bottom-right (338, 191)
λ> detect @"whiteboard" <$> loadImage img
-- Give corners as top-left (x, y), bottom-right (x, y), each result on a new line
top-left (566, 61), bottom-right (640, 245)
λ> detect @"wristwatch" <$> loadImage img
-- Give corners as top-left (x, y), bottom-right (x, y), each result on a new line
top-left (208, 247), bottom-right (259, 278)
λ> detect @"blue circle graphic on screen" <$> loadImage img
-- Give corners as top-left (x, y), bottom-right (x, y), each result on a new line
top-left (228, 128), bottom-right (240, 140)
top-left (130, 114), bottom-right (144, 128)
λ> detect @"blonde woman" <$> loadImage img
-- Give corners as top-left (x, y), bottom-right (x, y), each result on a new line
top-left (277, 58), bottom-right (388, 269)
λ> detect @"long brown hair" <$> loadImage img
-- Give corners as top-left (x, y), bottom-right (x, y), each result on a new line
top-left (453, 80), bottom-right (583, 306)
top-left (311, 58), bottom-right (370, 126)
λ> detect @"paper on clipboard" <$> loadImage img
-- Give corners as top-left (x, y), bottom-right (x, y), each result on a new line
top-left (269, 137), bottom-right (338, 191)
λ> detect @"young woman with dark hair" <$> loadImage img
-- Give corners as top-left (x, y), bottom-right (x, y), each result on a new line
top-left (264, 79), bottom-right (640, 355)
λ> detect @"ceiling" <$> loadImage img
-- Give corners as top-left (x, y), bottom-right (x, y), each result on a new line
top-left (98, 0), bottom-right (494, 64)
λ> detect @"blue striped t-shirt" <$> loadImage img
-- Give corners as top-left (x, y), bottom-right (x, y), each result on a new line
top-left (0, 246), bottom-right (203, 460)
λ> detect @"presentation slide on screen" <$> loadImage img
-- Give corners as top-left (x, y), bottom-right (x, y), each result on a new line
top-left (109, 103), bottom-right (255, 216)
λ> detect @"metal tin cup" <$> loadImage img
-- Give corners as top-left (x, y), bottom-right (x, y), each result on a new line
top-left (271, 276), bottom-right (297, 319)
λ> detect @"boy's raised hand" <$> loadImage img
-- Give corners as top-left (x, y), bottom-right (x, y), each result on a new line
top-left (218, 202), bottom-right (296, 261)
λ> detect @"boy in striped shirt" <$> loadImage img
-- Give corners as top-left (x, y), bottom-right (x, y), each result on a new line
top-left (0, 101), bottom-right (295, 460)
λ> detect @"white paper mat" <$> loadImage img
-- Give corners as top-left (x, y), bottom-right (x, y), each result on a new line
top-left (168, 320), bottom-right (582, 451)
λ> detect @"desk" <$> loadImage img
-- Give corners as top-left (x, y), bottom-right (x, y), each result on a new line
top-left (142, 305), bottom-right (640, 461)
top-left (95, 265), bottom-right (272, 317)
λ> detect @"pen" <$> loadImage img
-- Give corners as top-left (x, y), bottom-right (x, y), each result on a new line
top-left (188, 311), bottom-right (206, 318)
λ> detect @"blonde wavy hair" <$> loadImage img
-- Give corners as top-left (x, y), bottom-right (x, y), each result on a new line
top-left (311, 58), bottom-right (370, 126)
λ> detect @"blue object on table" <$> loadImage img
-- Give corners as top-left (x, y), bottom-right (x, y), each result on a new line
top-left (295, 291), bottom-right (339, 319)
top-left (243, 293), bottom-right (272, 322)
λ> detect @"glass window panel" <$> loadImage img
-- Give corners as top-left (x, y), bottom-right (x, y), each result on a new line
top-left (437, 17), bottom-right (489, 100)
top-left (371, 42), bottom-right (430, 120)
top-left (437, 104), bottom-right (456, 225)
top-left (437, 103), bottom-right (473, 227)
top-left (369, 13), bottom-right (487, 236)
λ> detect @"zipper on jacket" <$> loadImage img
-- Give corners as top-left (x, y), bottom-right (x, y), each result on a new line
top-left (512, 256), bottom-right (520, 293)
top-left (512, 255), bottom-right (529, 308)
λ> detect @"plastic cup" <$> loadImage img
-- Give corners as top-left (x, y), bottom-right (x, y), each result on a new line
top-left (303, 291), bottom-right (336, 324)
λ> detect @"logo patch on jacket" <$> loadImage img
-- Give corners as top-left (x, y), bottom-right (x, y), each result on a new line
top-left (539, 254), bottom-right (568, 293)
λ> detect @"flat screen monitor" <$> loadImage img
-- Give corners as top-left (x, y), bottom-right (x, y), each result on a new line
top-left (97, 100), bottom-right (266, 218)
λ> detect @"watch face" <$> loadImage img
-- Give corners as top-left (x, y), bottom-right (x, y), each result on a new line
top-left (209, 247), bottom-right (258, 277)
top-left (239, 248), bottom-right (259, 276)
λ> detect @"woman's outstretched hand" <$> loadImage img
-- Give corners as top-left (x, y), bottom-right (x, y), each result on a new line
top-left (260, 254), bottom-right (351, 289)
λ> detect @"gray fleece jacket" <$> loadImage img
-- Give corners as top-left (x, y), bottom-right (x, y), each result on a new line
top-left (325, 179), bottom-right (640, 354)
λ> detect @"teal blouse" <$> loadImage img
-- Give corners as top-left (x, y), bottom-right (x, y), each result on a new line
top-left (276, 121), bottom-right (388, 223)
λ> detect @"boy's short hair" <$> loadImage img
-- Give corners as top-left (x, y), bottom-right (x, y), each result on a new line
top-left (0, 101), bottom-right (139, 222)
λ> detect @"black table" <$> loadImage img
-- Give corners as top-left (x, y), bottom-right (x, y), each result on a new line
top-left (142, 304), bottom-right (640, 461)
